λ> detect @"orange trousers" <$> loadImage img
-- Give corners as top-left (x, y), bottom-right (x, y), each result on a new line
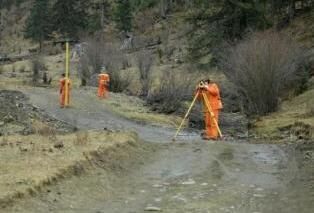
top-left (60, 89), bottom-right (70, 107)
top-left (97, 86), bottom-right (108, 98)
top-left (203, 109), bottom-right (219, 139)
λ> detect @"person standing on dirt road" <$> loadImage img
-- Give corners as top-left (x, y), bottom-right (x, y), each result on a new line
top-left (197, 79), bottom-right (223, 140)
top-left (97, 71), bottom-right (110, 99)
top-left (59, 73), bottom-right (71, 108)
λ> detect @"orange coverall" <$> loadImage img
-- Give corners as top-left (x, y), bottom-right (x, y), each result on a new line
top-left (97, 73), bottom-right (110, 98)
top-left (198, 83), bottom-right (223, 140)
top-left (59, 77), bottom-right (71, 107)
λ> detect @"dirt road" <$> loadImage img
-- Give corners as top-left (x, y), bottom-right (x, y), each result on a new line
top-left (23, 87), bottom-right (199, 143)
top-left (6, 88), bottom-right (314, 213)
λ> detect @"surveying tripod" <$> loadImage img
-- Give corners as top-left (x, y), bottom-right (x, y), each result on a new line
top-left (172, 85), bottom-right (222, 141)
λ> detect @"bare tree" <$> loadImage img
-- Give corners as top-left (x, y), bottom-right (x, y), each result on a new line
top-left (79, 37), bottom-right (131, 91)
top-left (137, 50), bottom-right (153, 97)
top-left (220, 31), bottom-right (306, 115)
top-left (31, 55), bottom-right (46, 85)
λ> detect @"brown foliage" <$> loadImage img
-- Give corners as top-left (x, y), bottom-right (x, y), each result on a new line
top-left (147, 70), bottom-right (197, 113)
top-left (78, 37), bottom-right (132, 92)
top-left (137, 50), bottom-right (153, 97)
top-left (220, 31), bottom-right (306, 115)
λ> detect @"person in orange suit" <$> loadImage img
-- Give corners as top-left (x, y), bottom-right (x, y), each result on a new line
top-left (97, 73), bottom-right (110, 99)
top-left (197, 79), bottom-right (223, 140)
top-left (59, 73), bottom-right (71, 108)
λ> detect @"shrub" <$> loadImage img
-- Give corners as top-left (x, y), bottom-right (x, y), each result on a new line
top-left (12, 64), bottom-right (16, 73)
top-left (18, 65), bottom-right (25, 73)
top-left (220, 31), bottom-right (305, 116)
top-left (79, 37), bottom-right (132, 92)
top-left (31, 55), bottom-right (45, 84)
top-left (137, 50), bottom-right (153, 97)
top-left (109, 69), bottom-right (132, 93)
top-left (74, 131), bottom-right (89, 146)
top-left (147, 70), bottom-right (197, 113)
top-left (32, 120), bottom-right (56, 136)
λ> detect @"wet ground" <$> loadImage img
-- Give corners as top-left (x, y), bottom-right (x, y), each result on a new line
top-left (5, 88), bottom-right (314, 212)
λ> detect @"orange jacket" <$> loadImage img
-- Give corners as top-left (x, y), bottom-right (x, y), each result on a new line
top-left (196, 83), bottom-right (222, 111)
top-left (98, 74), bottom-right (110, 88)
top-left (205, 83), bottom-right (222, 110)
top-left (59, 77), bottom-right (71, 93)
top-left (59, 77), bottom-right (66, 94)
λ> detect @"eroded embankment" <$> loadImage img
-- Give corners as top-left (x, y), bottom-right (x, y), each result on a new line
top-left (0, 130), bottom-right (153, 210)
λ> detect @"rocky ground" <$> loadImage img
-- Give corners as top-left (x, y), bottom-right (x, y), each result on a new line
top-left (0, 90), bottom-right (75, 136)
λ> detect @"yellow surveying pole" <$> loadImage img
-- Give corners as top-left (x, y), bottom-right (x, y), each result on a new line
top-left (201, 92), bottom-right (223, 138)
top-left (64, 41), bottom-right (70, 107)
top-left (172, 90), bottom-right (200, 141)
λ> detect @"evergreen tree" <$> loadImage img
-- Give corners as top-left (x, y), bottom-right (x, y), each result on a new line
top-left (113, 0), bottom-right (133, 33)
top-left (24, 0), bottom-right (50, 50)
top-left (187, 0), bottom-right (271, 64)
top-left (51, 0), bottom-right (89, 39)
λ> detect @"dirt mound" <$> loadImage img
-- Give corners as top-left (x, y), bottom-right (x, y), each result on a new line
top-left (0, 90), bottom-right (75, 136)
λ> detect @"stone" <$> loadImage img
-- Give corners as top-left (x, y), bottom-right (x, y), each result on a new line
top-left (144, 206), bottom-right (162, 211)
top-left (53, 141), bottom-right (64, 149)
top-left (182, 179), bottom-right (195, 185)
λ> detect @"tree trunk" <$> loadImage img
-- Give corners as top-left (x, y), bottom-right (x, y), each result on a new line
top-left (288, 0), bottom-right (296, 20)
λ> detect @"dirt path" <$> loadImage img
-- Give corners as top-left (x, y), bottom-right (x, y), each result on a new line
top-left (23, 87), bottom-right (199, 143)
top-left (7, 142), bottom-right (313, 213)
top-left (6, 88), bottom-right (313, 213)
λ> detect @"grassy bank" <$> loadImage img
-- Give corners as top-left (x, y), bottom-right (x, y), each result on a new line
top-left (0, 130), bottom-right (143, 209)
top-left (253, 84), bottom-right (314, 142)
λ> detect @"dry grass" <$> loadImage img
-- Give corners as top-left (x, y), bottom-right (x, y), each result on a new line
top-left (254, 88), bottom-right (314, 140)
top-left (0, 53), bottom-right (82, 88)
top-left (74, 131), bottom-right (89, 146)
top-left (0, 130), bottom-right (139, 208)
top-left (31, 120), bottom-right (56, 136)
top-left (93, 91), bottom-right (182, 127)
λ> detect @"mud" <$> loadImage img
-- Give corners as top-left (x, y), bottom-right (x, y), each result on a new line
top-left (3, 88), bottom-right (314, 212)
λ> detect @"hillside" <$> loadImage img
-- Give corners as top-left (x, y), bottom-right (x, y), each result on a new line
top-left (1, 1), bottom-right (314, 212)
top-left (0, 0), bottom-right (313, 142)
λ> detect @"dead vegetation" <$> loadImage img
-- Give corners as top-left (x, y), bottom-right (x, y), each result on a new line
top-left (31, 120), bottom-right (56, 136)
top-left (137, 50), bottom-right (153, 97)
top-left (147, 69), bottom-right (199, 114)
top-left (74, 131), bottom-right (89, 146)
top-left (254, 87), bottom-right (314, 141)
top-left (278, 121), bottom-right (313, 141)
top-left (221, 31), bottom-right (306, 116)
top-left (78, 37), bottom-right (132, 92)
top-left (31, 55), bottom-right (46, 85)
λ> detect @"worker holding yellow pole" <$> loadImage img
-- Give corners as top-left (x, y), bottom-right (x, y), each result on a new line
top-left (97, 67), bottom-right (110, 99)
top-left (197, 79), bottom-right (223, 140)
top-left (173, 79), bottom-right (222, 141)
top-left (59, 41), bottom-right (71, 108)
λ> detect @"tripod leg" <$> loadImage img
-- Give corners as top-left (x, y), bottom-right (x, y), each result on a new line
top-left (173, 90), bottom-right (200, 141)
top-left (202, 93), bottom-right (223, 138)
